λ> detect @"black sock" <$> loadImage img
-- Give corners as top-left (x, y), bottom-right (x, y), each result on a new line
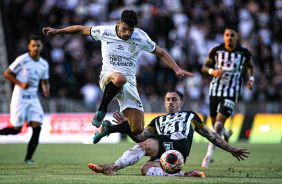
top-left (25, 127), bottom-right (41, 161)
top-left (108, 121), bottom-right (134, 135)
top-left (0, 127), bottom-right (21, 135)
top-left (98, 81), bottom-right (121, 112)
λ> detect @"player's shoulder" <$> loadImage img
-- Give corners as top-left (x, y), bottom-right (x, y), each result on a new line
top-left (39, 57), bottom-right (49, 68)
top-left (132, 28), bottom-right (150, 39)
top-left (208, 43), bottom-right (222, 53)
top-left (237, 44), bottom-right (251, 54)
top-left (16, 52), bottom-right (29, 60)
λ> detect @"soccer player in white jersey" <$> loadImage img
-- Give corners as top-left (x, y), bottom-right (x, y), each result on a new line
top-left (42, 10), bottom-right (194, 138)
top-left (88, 90), bottom-right (250, 177)
top-left (0, 35), bottom-right (50, 164)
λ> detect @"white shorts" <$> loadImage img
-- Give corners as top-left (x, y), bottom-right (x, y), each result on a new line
top-left (10, 97), bottom-right (44, 127)
top-left (99, 72), bottom-right (144, 112)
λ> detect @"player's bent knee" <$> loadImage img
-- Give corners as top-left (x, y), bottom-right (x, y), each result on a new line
top-left (114, 75), bottom-right (127, 86)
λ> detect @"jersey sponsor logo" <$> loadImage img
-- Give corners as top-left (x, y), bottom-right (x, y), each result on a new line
top-left (107, 41), bottom-right (115, 44)
top-left (146, 39), bottom-right (155, 49)
top-left (129, 37), bottom-right (141, 42)
top-left (128, 42), bottom-right (138, 52)
top-left (92, 29), bottom-right (100, 34)
top-left (117, 45), bottom-right (124, 50)
top-left (163, 142), bottom-right (174, 151)
top-left (23, 60), bottom-right (31, 64)
top-left (103, 31), bottom-right (116, 37)
top-left (134, 99), bottom-right (143, 108)
top-left (223, 99), bottom-right (235, 110)
top-left (110, 61), bottom-right (133, 66)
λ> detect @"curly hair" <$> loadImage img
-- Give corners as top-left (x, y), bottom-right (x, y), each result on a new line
top-left (120, 10), bottom-right (138, 27)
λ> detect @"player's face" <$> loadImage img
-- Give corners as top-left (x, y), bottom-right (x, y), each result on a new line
top-left (223, 29), bottom-right (238, 50)
top-left (165, 92), bottom-right (184, 114)
top-left (117, 21), bottom-right (135, 40)
top-left (28, 40), bottom-right (43, 58)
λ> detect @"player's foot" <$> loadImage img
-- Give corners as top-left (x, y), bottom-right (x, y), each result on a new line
top-left (182, 169), bottom-right (206, 177)
top-left (88, 163), bottom-right (116, 176)
top-left (201, 157), bottom-right (209, 168)
top-left (24, 159), bottom-right (36, 164)
top-left (91, 111), bottom-right (106, 128)
top-left (224, 129), bottom-right (233, 143)
top-left (93, 120), bottom-right (111, 144)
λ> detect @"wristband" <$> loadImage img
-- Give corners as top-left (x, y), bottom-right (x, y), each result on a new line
top-left (249, 76), bottom-right (254, 82)
top-left (208, 68), bottom-right (214, 75)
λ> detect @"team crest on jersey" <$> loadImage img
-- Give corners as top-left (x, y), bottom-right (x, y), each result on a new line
top-left (128, 42), bottom-right (138, 52)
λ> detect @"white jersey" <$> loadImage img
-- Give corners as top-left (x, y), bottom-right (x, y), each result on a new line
top-left (9, 52), bottom-right (49, 101)
top-left (90, 25), bottom-right (156, 78)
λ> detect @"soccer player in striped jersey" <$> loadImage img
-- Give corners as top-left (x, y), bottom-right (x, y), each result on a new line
top-left (42, 10), bottom-right (194, 139)
top-left (201, 26), bottom-right (255, 168)
top-left (88, 90), bottom-right (250, 177)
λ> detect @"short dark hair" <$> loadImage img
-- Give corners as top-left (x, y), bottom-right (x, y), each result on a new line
top-left (224, 25), bottom-right (238, 33)
top-left (120, 10), bottom-right (138, 27)
top-left (166, 90), bottom-right (184, 101)
top-left (28, 35), bottom-right (41, 43)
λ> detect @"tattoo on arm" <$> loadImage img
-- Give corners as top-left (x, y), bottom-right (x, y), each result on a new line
top-left (129, 128), bottom-right (153, 143)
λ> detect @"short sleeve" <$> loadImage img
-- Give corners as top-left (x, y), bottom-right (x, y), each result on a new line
top-left (145, 117), bottom-right (158, 134)
top-left (140, 31), bottom-right (156, 53)
top-left (190, 112), bottom-right (204, 131)
top-left (9, 57), bottom-right (22, 74)
top-left (90, 26), bottom-right (104, 41)
top-left (41, 62), bottom-right (49, 80)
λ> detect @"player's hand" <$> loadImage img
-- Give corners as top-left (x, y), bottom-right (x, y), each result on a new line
top-left (211, 69), bottom-right (223, 78)
top-left (20, 82), bottom-right (31, 89)
top-left (231, 148), bottom-right (250, 161)
top-left (42, 27), bottom-right (57, 35)
top-left (175, 68), bottom-right (194, 77)
top-left (43, 89), bottom-right (50, 97)
top-left (112, 111), bottom-right (127, 124)
top-left (247, 81), bottom-right (253, 90)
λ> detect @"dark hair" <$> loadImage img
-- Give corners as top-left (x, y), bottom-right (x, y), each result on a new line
top-left (28, 35), bottom-right (41, 43)
top-left (224, 25), bottom-right (238, 33)
top-left (121, 10), bottom-right (138, 27)
top-left (166, 90), bottom-right (184, 101)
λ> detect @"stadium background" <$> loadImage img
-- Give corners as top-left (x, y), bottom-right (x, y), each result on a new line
top-left (0, 0), bottom-right (281, 143)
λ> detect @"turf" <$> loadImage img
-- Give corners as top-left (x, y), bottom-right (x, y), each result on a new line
top-left (0, 142), bottom-right (281, 184)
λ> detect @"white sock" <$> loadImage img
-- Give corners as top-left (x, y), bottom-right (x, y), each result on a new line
top-left (204, 122), bottom-right (224, 163)
top-left (145, 167), bottom-right (184, 177)
top-left (112, 145), bottom-right (145, 171)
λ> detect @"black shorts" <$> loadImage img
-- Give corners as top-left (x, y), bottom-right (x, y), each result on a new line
top-left (148, 135), bottom-right (192, 163)
top-left (209, 96), bottom-right (237, 118)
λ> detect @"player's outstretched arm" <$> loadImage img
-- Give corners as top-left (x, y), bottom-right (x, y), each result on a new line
top-left (42, 25), bottom-right (91, 36)
top-left (152, 45), bottom-right (194, 77)
top-left (197, 125), bottom-right (250, 161)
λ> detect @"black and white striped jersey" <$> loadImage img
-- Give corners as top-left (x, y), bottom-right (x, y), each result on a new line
top-left (146, 111), bottom-right (204, 140)
top-left (208, 43), bottom-right (252, 98)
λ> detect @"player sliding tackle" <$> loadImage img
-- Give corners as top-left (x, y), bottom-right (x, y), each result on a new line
top-left (88, 90), bottom-right (250, 177)
top-left (42, 10), bottom-right (194, 140)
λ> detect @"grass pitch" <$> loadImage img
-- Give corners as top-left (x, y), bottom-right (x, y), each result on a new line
top-left (0, 141), bottom-right (281, 184)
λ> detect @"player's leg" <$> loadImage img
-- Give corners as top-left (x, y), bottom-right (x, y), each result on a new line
top-left (92, 72), bottom-right (126, 127)
top-left (24, 121), bottom-right (41, 164)
top-left (89, 138), bottom-right (158, 175)
top-left (141, 161), bottom-right (206, 177)
top-left (123, 108), bottom-right (144, 134)
top-left (0, 126), bottom-right (21, 135)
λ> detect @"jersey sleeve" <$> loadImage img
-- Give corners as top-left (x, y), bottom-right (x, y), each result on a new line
top-left (9, 57), bottom-right (22, 74)
top-left (190, 111), bottom-right (204, 131)
top-left (145, 117), bottom-right (158, 134)
top-left (90, 26), bottom-right (105, 41)
top-left (207, 44), bottom-right (218, 62)
top-left (140, 31), bottom-right (156, 53)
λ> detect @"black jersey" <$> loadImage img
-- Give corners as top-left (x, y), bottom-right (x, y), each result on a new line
top-left (146, 111), bottom-right (204, 140)
top-left (208, 43), bottom-right (252, 98)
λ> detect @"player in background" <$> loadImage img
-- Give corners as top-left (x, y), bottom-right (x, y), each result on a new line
top-left (42, 10), bottom-right (194, 138)
top-left (0, 35), bottom-right (50, 164)
top-left (201, 26), bottom-right (255, 168)
top-left (88, 90), bottom-right (250, 176)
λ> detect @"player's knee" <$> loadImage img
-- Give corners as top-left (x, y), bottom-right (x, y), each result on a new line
top-left (131, 126), bottom-right (144, 134)
top-left (140, 163), bottom-right (151, 176)
top-left (214, 122), bottom-right (224, 132)
top-left (114, 75), bottom-right (127, 87)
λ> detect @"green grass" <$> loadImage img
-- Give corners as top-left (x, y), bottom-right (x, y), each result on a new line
top-left (0, 142), bottom-right (281, 184)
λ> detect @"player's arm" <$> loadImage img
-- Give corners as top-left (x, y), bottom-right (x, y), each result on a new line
top-left (201, 57), bottom-right (222, 78)
top-left (41, 79), bottom-right (50, 97)
top-left (152, 45), bottom-right (194, 77)
top-left (42, 25), bottom-right (91, 36)
top-left (196, 125), bottom-right (250, 161)
top-left (245, 58), bottom-right (255, 90)
top-left (4, 68), bottom-right (30, 89)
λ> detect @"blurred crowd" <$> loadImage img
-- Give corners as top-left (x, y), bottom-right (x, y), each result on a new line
top-left (1, 0), bottom-right (282, 112)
